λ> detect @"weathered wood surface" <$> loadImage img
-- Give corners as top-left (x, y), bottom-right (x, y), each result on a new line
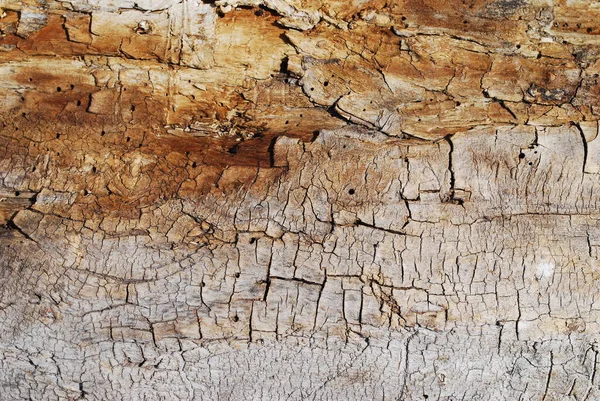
top-left (1, 0), bottom-right (600, 400)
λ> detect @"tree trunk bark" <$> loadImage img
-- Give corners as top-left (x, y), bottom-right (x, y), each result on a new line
top-left (1, 0), bottom-right (600, 399)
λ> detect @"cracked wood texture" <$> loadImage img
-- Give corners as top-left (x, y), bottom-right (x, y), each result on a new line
top-left (2, 0), bottom-right (600, 400)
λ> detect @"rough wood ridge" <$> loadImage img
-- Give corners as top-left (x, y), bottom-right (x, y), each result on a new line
top-left (1, 0), bottom-right (600, 399)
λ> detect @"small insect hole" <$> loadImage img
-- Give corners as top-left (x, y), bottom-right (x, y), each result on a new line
top-left (348, 188), bottom-right (355, 195)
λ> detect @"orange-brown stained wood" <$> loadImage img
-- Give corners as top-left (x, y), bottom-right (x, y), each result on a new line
top-left (0, 0), bottom-right (599, 216)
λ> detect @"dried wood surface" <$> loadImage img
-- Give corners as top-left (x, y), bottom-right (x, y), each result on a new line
top-left (1, 0), bottom-right (600, 400)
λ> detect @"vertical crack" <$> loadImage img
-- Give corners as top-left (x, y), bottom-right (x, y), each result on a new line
top-left (541, 351), bottom-right (554, 401)
top-left (572, 121), bottom-right (588, 174)
top-left (442, 134), bottom-right (463, 204)
top-left (445, 134), bottom-right (455, 192)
